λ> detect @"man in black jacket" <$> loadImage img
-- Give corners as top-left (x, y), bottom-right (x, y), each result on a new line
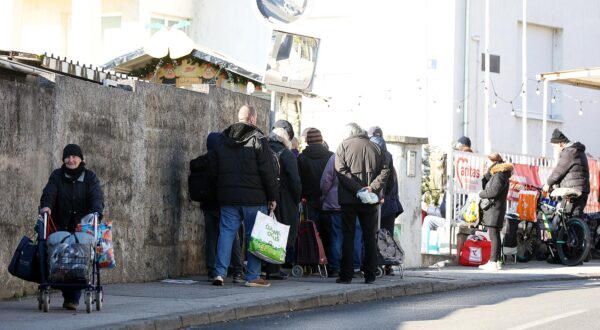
top-left (544, 129), bottom-right (590, 216)
top-left (297, 128), bottom-right (334, 256)
top-left (210, 105), bottom-right (279, 287)
top-left (335, 123), bottom-right (390, 284)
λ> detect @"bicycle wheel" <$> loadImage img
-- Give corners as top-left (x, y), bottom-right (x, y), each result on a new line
top-left (516, 225), bottom-right (537, 262)
top-left (556, 217), bottom-right (591, 266)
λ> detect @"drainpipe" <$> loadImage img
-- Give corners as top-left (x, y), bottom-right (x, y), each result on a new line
top-left (462, 0), bottom-right (470, 137)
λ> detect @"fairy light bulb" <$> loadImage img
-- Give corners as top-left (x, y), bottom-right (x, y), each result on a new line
top-left (456, 105), bottom-right (461, 113)
top-left (579, 108), bottom-right (583, 116)
top-left (536, 87), bottom-right (540, 95)
top-left (551, 96), bottom-right (556, 103)
top-left (492, 100), bottom-right (497, 108)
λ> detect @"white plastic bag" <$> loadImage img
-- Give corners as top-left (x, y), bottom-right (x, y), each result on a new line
top-left (249, 211), bottom-right (290, 264)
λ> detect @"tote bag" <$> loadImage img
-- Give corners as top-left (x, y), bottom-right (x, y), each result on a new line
top-left (249, 211), bottom-right (290, 264)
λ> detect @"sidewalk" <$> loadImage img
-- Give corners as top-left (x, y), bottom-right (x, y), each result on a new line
top-left (2, 261), bottom-right (600, 330)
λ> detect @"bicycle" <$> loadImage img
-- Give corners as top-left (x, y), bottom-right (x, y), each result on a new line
top-left (516, 186), bottom-right (591, 266)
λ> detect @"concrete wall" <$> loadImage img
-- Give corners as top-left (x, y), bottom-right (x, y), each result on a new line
top-left (0, 74), bottom-right (269, 299)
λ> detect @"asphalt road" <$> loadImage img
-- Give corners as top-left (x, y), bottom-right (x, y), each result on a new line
top-left (191, 279), bottom-right (600, 330)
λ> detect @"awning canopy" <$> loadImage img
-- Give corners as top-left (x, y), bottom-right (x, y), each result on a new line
top-left (103, 47), bottom-right (263, 83)
top-left (537, 67), bottom-right (600, 90)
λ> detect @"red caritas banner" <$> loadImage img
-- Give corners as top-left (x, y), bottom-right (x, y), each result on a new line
top-left (585, 158), bottom-right (600, 213)
top-left (508, 164), bottom-right (542, 202)
top-left (453, 152), bottom-right (486, 194)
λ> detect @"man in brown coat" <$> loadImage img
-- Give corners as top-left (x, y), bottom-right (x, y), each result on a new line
top-left (334, 123), bottom-right (390, 284)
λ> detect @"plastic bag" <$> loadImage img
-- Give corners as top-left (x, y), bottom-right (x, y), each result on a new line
top-left (249, 211), bottom-right (290, 264)
top-left (462, 197), bottom-right (480, 223)
top-left (78, 219), bottom-right (116, 269)
top-left (47, 233), bottom-right (93, 283)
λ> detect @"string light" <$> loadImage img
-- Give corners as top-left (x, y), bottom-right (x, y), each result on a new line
top-left (510, 102), bottom-right (516, 117)
top-left (492, 99), bottom-right (497, 108)
top-left (535, 87), bottom-right (540, 95)
top-left (551, 96), bottom-right (556, 103)
top-left (456, 104), bottom-right (462, 113)
top-left (579, 108), bottom-right (583, 116)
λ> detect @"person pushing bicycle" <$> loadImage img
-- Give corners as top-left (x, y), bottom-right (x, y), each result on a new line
top-left (543, 129), bottom-right (590, 217)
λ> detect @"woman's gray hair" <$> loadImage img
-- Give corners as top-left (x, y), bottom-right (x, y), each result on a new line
top-left (343, 122), bottom-right (363, 139)
top-left (269, 127), bottom-right (292, 149)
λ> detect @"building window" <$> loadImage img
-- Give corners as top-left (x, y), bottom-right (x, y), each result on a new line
top-left (150, 17), bottom-right (190, 36)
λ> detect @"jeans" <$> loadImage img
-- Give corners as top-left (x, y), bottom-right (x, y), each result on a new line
top-left (340, 204), bottom-right (378, 282)
top-left (215, 205), bottom-right (267, 281)
top-left (326, 211), bottom-right (363, 272)
top-left (203, 209), bottom-right (243, 277)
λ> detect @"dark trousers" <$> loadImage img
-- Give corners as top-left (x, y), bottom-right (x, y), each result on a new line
top-left (340, 204), bottom-right (378, 282)
top-left (380, 214), bottom-right (396, 235)
top-left (62, 289), bottom-right (81, 304)
top-left (572, 193), bottom-right (589, 217)
top-left (203, 209), bottom-right (243, 277)
top-left (487, 226), bottom-right (501, 262)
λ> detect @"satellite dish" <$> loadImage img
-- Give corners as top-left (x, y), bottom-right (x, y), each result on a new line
top-left (256, 0), bottom-right (308, 24)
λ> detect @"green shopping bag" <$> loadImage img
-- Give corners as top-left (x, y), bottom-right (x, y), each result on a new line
top-left (249, 211), bottom-right (290, 264)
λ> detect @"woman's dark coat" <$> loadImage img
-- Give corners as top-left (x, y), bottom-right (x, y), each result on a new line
top-left (479, 162), bottom-right (513, 228)
top-left (40, 168), bottom-right (104, 232)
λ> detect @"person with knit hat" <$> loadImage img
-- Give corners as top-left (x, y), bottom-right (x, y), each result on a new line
top-left (544, 128), bottom-right (590, 216)
top-left (297, 127), bottom-right (334, 262)
top-left (39, 143), bottom-right (104, 310)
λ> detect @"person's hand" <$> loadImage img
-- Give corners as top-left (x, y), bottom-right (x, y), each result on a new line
top-left (543, 184), bottom-right (550, 192)
top-left (40, 207), bottom-right (51, 215)
top-left (364, 186), bottom-right (372, 193)
top-left (268, 201), bottom-right (277, 210)
top-left (380, 198), bottom-right (385, 205)
top-left (421, 201), bottom-right (429, 212)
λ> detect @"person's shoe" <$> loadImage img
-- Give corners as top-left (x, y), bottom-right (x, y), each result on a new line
top-left (385, 266), bottom-right (395, 276)
top-left (364, 278), bottom-right (376, 284)
top-left (352, 270), bottom-right (364, 278)
top-left (336, 278), bottom-right (352, 284)
top-left (207, 276), bottom-right (216, 282)
top-left (232, 274), bottom-right (245, 284)
top-left (245, 278), bottom-right (271, 287)
top-left (328, 270), bottom-right (340, 278)
top-left (496, 261), bottom-right (503, 270)
top-left (212, 275), bottom-right (224, 286)
top-left (478, 262), bottom-right (498, 271)
top-left (62, 301), bottom-right (78, 310)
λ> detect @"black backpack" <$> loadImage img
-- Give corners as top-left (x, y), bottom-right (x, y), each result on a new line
top-left (188, 152), bottom-right (211, 202)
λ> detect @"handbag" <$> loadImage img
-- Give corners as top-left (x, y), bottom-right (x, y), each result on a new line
top-left (249, 211), bottom-right (290, 264)
top-left (479, 198), bottom-right (494, 211)
top-left (8, 236), bottom-right (41, 283)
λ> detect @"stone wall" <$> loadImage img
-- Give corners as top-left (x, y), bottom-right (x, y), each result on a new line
top-left (0, 74), bottom-right (270, 299)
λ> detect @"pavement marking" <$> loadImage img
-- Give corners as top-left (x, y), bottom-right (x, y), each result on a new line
top-left (507, 309), bottom-right (587, 330)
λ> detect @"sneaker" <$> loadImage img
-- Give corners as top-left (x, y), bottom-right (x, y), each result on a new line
top-left (328, 270), bottom-right (340, 278)
top-left (232, 274), bottom-right (245, 284)
top-left (245, 278), bottom-right (271, 287)
top-left (336, 278), bottom-right (352, 284)
top-left (207, 276), bottom-right (216, 282)
top-left (478, 262), bottom-right (498, 271)
top-left (212, 275), bottom-right (224, 286)
top-left (352, 270), bottom-right (364, 278)
top-left (62, 301), bottom-right (78, 310)
top-left (364, 278), bottom-right (376, 284)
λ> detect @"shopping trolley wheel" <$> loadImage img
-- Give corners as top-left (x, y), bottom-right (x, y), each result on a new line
top-left (376, 266), bottom-right (385, 278)
top-left (291, 265), bottom-right (304, 277)
top-left (85, 291), bottom-right (92, 313)
top-left (95, 290), bottom-right (103, 311)
top-left (41, 291), bottom-right (50, 313)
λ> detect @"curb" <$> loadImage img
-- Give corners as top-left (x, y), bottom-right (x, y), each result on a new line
top-left (98, 274), bottom-right (600, 330)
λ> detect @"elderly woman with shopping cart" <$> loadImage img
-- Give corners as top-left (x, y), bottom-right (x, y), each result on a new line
top-left (39, 143), bottom-right (104, 310)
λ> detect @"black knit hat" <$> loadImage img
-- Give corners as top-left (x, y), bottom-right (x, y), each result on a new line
top-left (273, 120), bottom-right (294, 140)
top-left (305, 128), bottom-right (323, 144)
top-left (62, 144), bottom-right (84, 161)
top-left (550, 129), bottom-right (570, 144)
top-left (457, 136), bottom-right (471, 147)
